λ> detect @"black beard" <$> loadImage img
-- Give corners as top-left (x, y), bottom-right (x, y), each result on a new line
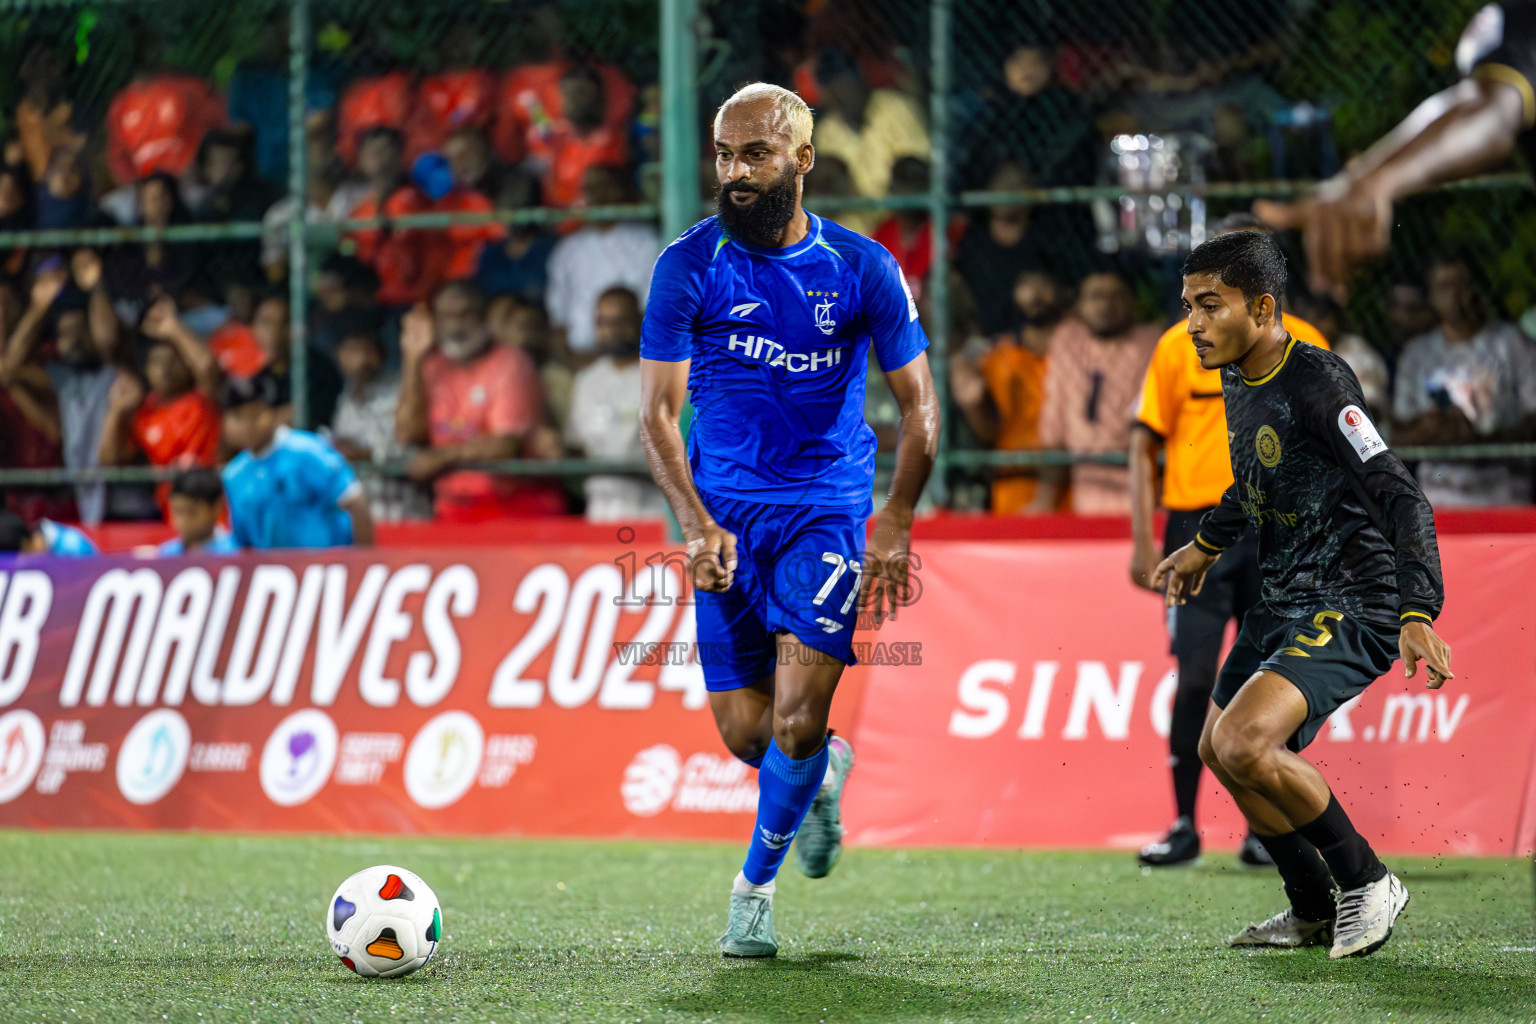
top-left (715, 166), bottom-right (799, 247)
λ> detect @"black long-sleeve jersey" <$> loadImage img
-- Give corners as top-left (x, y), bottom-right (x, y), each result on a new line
top-left (1194, 338), bottom-right (1445, 627)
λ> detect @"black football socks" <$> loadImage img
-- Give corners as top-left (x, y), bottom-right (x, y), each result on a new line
top-left (1255, 830), bottom-right (1338, 922)
top-left (1296, 792), bottom-right (1389, 892)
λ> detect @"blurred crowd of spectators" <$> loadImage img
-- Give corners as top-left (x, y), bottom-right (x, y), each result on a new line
top-left (0, 0), bottom-right (1531, 553)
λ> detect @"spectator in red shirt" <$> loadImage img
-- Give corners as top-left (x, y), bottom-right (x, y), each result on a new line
top-left (336, 71), bottom-right (412, 170)
top-left (348, 127), bottom-right (443, 307)
top-left (97, 296), bottom-right (222, 507)
top-left (433, 134), bottom-right (505, 282)
top-left (869, 156), bottom-right (963, 306)
top-left (443, 126), bottom-right (506, 199)
top-left (396, 281), bottom-right (564, 520)
top-left (504, 63), bottom-right (630, 209)
top-left (407, 26), bottom-right (497, 159)
top-left (492, 56), bottom-right (635, 166)
top-left (104, 56), bottom-right (226, 186)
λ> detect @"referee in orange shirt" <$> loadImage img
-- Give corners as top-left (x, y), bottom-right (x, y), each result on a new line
top-left (1129, 215), bottom-right (1329, 868)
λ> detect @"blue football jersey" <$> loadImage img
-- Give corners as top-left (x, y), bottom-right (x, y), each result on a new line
top-left (37, 519), bottom-right (98, 557)
top-left (641, 213), bottom-right (928, 509)
top-left (223, 427), bottom-right (360, 550)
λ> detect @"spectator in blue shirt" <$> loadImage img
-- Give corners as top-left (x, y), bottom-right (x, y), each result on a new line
top-left (158, 467), bottom-right (241, 556)
top-left (221, 373), bottom-right (374, 550)
top-left (0, 509), bottom-right (98, 557)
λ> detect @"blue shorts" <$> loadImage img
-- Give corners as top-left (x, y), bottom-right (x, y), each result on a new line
top-left (694, 492), bottom-right (868, 690)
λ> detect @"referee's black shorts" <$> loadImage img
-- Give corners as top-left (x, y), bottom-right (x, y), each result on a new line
top-left (1163, 508), bottom-right (1261, 661)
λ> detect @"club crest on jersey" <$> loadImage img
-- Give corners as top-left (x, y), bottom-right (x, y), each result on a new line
top-left (1255, 425), bottom-right (1282, 468)
top-left (806, 290), bottom-right (837, 335)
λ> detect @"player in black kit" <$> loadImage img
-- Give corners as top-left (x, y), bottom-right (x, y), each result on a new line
top-left (1153, 231), bottom-right (1455, 960)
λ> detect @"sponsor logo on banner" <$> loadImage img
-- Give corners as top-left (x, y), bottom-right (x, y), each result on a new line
top-left (116, 709), bottom-right (190, 805)
top-left (479, 734), bottom-right (537, 788)
top-left (260, 710), bottom-right (339, 806)
top-left (946, 659), bottom-right (1472, 745)
top-left (0, 709), bottom-right (46, 803)
top-left (404, 711), bottom-right (484, 809)
top-left (335, 733), bottom-right (404, 786)
top-left (622, 745), bottom-right (681, 816)
top-left (37, 720), bottom-right (108, 793)
top-left (621, 745), bottom-right (757, 817)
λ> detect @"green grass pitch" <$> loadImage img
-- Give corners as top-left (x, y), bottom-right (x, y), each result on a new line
top-left (0, 831), bottom-right (1531, 1023)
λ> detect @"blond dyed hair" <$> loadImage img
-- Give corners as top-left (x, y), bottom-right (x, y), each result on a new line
top-left (714, 83), bottom-right (814, 150)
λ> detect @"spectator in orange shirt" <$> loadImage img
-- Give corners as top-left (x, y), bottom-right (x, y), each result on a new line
top-left (348, 127), bottom-right (443, 307)
top-left (1031, 265), bottom-right (1161, 515)
top-left (950, 269), bottom-right (1070, 513)
top-left (396, 281), bottom-right (565, 521)
top-left (433, 131), bottom-right (506, 283)
top-left (97, 296), bottom-right (222, 507)
top-left (443, 126), bottom-right (507, 201)
top-left (336, 71), bottom-right (413, 170)
top-left (515, 64), bottom-right (630, 209)
top-left (491, 54), bottom-right (636, 168)
top-left (407, 25), bottom-right (498, 159)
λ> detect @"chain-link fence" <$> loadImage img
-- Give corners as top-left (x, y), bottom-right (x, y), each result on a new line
top-left (0, 0), bottom-right (1529, 527)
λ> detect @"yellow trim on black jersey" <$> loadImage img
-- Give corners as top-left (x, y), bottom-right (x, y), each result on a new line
top-left (1240, 336), bottom-right (1297, 387)
top-left (1472, 62), bottom-right (1536, 129)
top-left (1400, 609), bottom-right (1434, 624)
top-left (1193, 533), bottom-right (1226, 555)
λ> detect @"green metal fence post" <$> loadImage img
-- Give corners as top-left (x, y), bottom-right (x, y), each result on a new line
top-left (926, 0), bottom-right (952, 508)
top-left (660, 0), bottom-right (700, 242)
top-left (288, 0), bottom-right (311, 429)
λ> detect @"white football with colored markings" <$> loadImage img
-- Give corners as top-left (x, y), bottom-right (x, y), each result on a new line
top-left (325, 864), bottom-right (441, 978)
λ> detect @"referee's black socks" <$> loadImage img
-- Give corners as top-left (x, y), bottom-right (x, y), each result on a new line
top-left (1296, 792), bottom-right (1389, 892)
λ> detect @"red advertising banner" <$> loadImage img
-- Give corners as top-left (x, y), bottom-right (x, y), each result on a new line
top-left (0, 545), bottom-right (776, 839)
top-left (0, 535), bottom-right (1531, 854)
top-left (846, 535), bottom-right (1536, 856)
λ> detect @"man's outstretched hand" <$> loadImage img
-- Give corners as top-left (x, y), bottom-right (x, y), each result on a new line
top-left (1150, 542), bottom-right (1220, 608)
top-left (1253, 178), bottom-right (1393, 303)
top-left (1400, 619), bottom-right (1454, 690)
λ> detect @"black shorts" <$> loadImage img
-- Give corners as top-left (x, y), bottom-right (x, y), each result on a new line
top-left (1164, 509), bottom-right (1262, 662)
top-left (1213, 605), bottom-right (1400, 752)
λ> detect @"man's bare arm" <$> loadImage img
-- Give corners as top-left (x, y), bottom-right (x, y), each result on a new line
top-left (1256, 76), bottom-right (1527, 297)
top-left (1128, 424), bottom-right (1163, 591)
top-left (863, 353), bottom-right (940, 623)
top-left (639, 357), bottom-right (736, 592)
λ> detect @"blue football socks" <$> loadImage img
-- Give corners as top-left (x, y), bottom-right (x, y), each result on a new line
top-left (741, 737), bottom-right (829, 886)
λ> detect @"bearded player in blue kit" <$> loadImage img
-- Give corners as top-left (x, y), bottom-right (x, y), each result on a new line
top-left (639, 83), bottom-right (939, 958)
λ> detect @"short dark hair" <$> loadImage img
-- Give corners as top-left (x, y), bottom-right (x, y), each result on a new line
top-left (333, 307), bottom-right (385, 349)
top-left (170, 467), bottom-right (224, 504)
top-left (1182, 231), bottom-right (1287, 315)
top-left (222, 370), bottom-right (282, 410)
top-left (0, 509), bottom-right (28, 552)
top-left (255, 287), bottom-right (290, 313)
top-left (597, 285), bottom-right (640, 310)
top-left (432, 279), bottom-right (487, 315)
top-left (358, 125), bottom-right (404, 152)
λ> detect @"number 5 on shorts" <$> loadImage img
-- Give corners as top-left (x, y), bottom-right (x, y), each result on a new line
top-left (1279, 610), bottom-right (1343, 658)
